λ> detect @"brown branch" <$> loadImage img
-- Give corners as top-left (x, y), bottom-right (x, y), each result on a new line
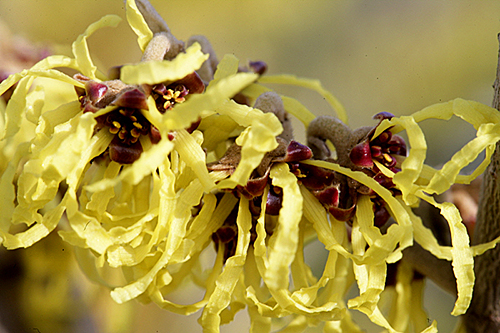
top-left (402, 243), bottom-right (457, 295)
top-left (134, 0), bottom-right (184, 60)
top-left (402, 200), bottom-right (458, 295)
top-left (462, 33), bottom-right (500, 333)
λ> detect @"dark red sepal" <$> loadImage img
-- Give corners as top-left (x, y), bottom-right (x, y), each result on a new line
top-left (350, 139), bottom-right (374, 168)
top-left (109, 137), bottom-right (143, 164)
top-left (112, 88), bottom-right (148, 110)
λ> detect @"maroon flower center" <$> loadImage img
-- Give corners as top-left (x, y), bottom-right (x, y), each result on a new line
top-left (152, 83), bottom-right (189, 113)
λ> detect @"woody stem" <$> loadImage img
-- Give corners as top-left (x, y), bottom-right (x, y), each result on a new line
top-left (462, 33), bottom-right (500, 333)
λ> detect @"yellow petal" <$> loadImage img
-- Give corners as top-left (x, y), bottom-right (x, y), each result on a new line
top-left (390, 116), bottom-right (427, 206)
top-left (201, 198), bottom-right (252, 331)
top-left (216, 101), bottom-right (281, 188)
top-left (258, 74), bottom-right (348, 125)
top-left (266, 163), bottom-right (302, 290)
top-left (1, 76), bottom-right (34, 140)
top-left (111, 177), bottom-right (205, 303)
top-left (85, 135), bottom-right (174, 192)
top-left (240, 83), bottom-right (316, 127)
top-left (425, 123), bottom-right (500, 195)
top-left (418, 195), bottom-right (474, 316)
top-left (174, 129), bottom-right (215, 191)
top-left (211, 53), bottom-right (240, 83)
top-left (162, 73), bottom-right (258, 131)
top-left (125, 0), bottom-right (153, 52)
top-left (120, 43), bottom-right (209, 84)
top-left (72, 15), bottom-right (122, 80)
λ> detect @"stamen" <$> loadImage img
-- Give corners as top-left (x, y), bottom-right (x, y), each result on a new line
top-left (109, 126), bottom-right (120, 134)
top-left (383, 153), bottom-right (393, 164)
top-left (371, 145), bottom-right (382, 157)
top-left (131, 128), bottom-right (141, 138)
top-left (118, 129), bottom-right (127, 140)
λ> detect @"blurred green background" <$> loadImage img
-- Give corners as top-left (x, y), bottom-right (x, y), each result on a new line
top-left (1, 0), bottom-right (499, 332)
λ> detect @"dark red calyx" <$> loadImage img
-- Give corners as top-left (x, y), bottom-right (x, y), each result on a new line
top-left (112, 88), bottom-right (148, 110)
top-left (214, 225), bottom-right (237, 243)
top-left (283, 141), bottom-right (312, 162)
top-left (298, 163), bottom-right (336, 190)
top-left (266, 187), bottom-right (283, 215)
top-left (245, 175), bottom-right (269, 198)
top-left (249, 61), bottom-right (268, 75)
top-left (373, 203), bottom-right (391, 227)
top-left (387, 134), bottom-right (407, 156)
top-left (186, 117), bottom-right (202, 134)
top-left (175, 72), bottom-right (205, 94)
top-left (373, 172), bottom-right (394, 189)
top-left (376, 131), bottom-right (392, 144)
top-left (109, 137), bottom-right (143, 164)
top-left (149, 126), bottom-right (162, 144)
top-left (350, 139), bottom-right (374, 168)
top-left (329, 205), bottom-right (356, 222)
top-left (373, 111), bottom-right (395, 121)
top-left (85, 81), bottom-right (108, 104)
top-left (314, 186), bottom-right (340, 208)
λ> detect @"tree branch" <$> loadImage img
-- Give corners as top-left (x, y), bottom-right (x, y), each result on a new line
top-left (462, 33), bottom-right (500, 333)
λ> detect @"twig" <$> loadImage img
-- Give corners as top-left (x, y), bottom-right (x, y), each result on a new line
top-left (134, 0), bottom-right (184, 60)
top-left (462, 33), bottom-right (500, 333)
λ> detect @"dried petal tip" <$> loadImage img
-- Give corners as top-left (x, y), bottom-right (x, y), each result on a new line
top-left (373, 111), bottom-right (395, 121)
top-left (349, 140), bottom-right (374, 167)
top-left (112, 88), bottom-right (149, 110)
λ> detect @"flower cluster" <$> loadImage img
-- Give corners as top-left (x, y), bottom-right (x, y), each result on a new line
top-left (2, 1), bottom-right (500, 333)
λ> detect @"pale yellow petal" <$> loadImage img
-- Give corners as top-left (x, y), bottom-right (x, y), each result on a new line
top-left (125, 0), bottom-right (153, 52)
top-left (72, 15), bottom-right (122, 80)
top-left (258, 74), bottom-right (348, 124)
top-left (120, 43), bottom-right (208, 84)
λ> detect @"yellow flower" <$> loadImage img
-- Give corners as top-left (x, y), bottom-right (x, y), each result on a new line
top-left (228, 78), bottom-right (500, 331)
top-left (3, 1), bottom-right (500, 333)
top-left (0, 0), bottom-right (281, 330)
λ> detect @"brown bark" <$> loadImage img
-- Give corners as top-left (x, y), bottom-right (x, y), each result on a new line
top-left (463, 33), bottom-right (500, 333)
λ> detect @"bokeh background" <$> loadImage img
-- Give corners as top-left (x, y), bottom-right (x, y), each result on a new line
top-left (1, 1), bottom-right (500, 332)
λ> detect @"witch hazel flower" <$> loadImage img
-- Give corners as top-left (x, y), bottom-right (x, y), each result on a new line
top-left (230, 54), bottom-right (500, 330)
top-left (0, 0), bottom-right (294, 330)
top-left (73, 69), bottom-right (204, 164)
top-left (0, 0), bottom-right (261, 299)
top-left (4, 1), bottom-right (500, 333)
top-left (298, 99), bottom-right (500, 330)
top-left (304, 111), bottom-right (407, 226)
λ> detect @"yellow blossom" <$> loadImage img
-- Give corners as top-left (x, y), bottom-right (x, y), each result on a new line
top-left (3, 1), bottom-right (500, 333)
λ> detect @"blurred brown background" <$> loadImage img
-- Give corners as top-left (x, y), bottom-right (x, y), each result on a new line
top-left (1, 1), bottom-right (499, 332)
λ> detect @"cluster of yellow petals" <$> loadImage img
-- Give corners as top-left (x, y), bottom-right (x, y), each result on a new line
top-left (2, 1), bottom-right (500, 332)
